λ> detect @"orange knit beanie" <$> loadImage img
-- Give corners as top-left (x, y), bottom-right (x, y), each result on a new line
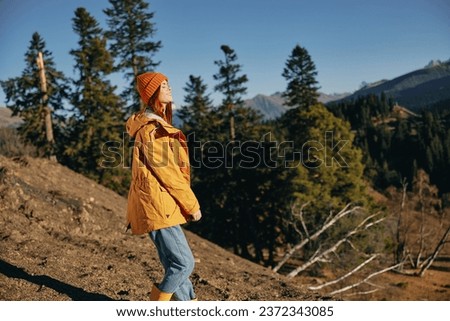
top-left (136, 72), bottom-right (168, 105)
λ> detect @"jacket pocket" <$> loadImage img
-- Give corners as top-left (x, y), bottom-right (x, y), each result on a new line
top-left (135, 180), bottom-right (163, 220)
top-left (159, 185), bottom-right (178, 219)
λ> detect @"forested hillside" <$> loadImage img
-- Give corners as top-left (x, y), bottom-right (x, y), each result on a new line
top-left (328, 94), bottom-right (450, 200)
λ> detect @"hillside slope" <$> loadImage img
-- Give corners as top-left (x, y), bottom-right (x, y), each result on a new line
top-left (0, 155), bottom-right (318, 301)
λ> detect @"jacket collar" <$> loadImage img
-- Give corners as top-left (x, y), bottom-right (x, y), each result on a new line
top-left (126, 111), bottom-right (181, 138)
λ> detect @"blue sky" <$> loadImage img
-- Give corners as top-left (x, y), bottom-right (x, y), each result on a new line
top-left (0, 0), bottom-right (449, 106)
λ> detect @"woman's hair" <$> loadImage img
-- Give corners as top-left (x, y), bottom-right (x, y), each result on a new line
top-left (144, 87), bottom-right (173, 124)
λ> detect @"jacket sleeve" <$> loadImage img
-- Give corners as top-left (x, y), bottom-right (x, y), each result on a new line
top-left (142, 128), bottom-right (200, 215)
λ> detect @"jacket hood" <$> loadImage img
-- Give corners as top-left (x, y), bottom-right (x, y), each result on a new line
top-left (126, 111), bottom-right (179, 138)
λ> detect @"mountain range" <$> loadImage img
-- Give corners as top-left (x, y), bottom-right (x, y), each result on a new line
top-left (243, 59), bottom-right (450, 120)
top-left (339, 60), bottom-right (450, 109)
top-left (244, 92), bottom-right (351, 120)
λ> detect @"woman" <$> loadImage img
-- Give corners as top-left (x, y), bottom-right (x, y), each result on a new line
top-left (126, 72), bottom-right (202, 301)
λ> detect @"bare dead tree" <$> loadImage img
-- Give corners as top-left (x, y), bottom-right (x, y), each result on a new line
top-left (410, 170), bottom-right (440, 269)
top-left (36, 51), bottom-right (56, 162)
top-left (416, 225), bottom-right (450, 277)
top-left (273, 203), bottom-right (361, 273)
top-left (391, 171), bottom-right (449, 278)
top-left (287, 212), bottom-right (385, 278)
top-left (395, 178), bottom-right (408, 266)
top-left (416, 171), bottom-right (426, 268)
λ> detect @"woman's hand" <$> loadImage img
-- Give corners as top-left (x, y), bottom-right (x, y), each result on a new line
top-left (190, 209), bottom-right (202, 222)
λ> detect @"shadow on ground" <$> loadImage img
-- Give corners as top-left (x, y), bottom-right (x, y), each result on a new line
top-left (0, 259), bottom-right (114, 301)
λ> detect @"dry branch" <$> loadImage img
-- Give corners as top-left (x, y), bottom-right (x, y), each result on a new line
top-left (327, 262), bottom-right (403, 296)
top-left (308, 254), bottom-right (378, 290)
top-left (342, 288), bottom-right (381, 298)
top-left (297, 202), bottom-right (311, 239)
top-left (273, 203), bottom-right (360, 273)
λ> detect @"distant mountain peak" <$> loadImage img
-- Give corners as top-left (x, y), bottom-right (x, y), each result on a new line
top-left (425, 59), bottom-right (445, 68)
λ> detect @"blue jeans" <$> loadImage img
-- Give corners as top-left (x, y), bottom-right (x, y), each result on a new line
top-left (149, 225), bottom-right (196, 300)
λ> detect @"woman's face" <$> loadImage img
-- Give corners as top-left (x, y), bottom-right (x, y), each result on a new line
top-left (158, 80), bottom-right (172, 104)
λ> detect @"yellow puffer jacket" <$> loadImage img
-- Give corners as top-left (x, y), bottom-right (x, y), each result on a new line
top-left (126, 111), bottom-right (200, 234)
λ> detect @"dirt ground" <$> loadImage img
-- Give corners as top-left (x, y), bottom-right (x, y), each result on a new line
top-left (366, 267), bottom-right (450, 300)
top-left (0, 155), bottom-right (449, 301)
top-left (0, 155), bottom-right (319, 301)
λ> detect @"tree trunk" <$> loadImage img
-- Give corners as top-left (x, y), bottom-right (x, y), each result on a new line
top-left (132, 56), bottom-right (146, 112)
top-left (36, 51), bottom-right (56, 162)
top-left (228, 103), bottom-right (235, 141)
top-left (416, 174), bottom-right (426, 268)
top-left (395, 179), bottom-right (407, 265)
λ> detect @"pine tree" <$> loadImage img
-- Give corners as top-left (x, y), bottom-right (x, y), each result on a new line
top-left (177, 75), bottom-right (221, 181)
top-left (0, 32), bottom-right (68, 158)
top-left (178, 75), bottom-right (218, 141)
top-left (65, 7), bottom-right (126, 192)
top-left (282, 44), bottom-right (320, 110)
top-left (104, 0), bottom-right (162, 113)
top-left (213, 44), bottom-right (248, 141)
top-left (285, 103), bottom-right (368, 211)
top-left (280, 104), bottom-right (371, 268)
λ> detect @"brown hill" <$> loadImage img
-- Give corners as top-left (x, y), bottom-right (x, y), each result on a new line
top-left (0, 155), bottom-right (319, 301)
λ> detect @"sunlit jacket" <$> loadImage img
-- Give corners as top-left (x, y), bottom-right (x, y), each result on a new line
top-left (125, 111), bottom-right (200, 234)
